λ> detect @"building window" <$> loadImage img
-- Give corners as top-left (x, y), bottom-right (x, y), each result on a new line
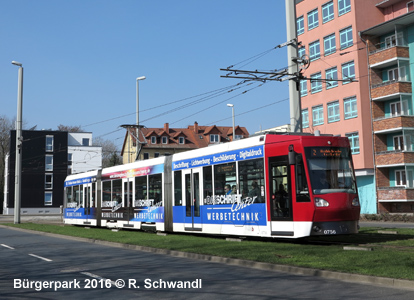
top-left (297, 15), bottom-right (304, 35)
top-left (342, 61), bottom-right (355, 84)
top-left (309, 40), bottom-right (320, 61)
top-left (346, 132), bottom-right (360, 154)
top-left (344, 96), bottom-right (357, 119)
top-left (151, 136), bottom-right (157, 144)
top-left (311, 72), bottom-right (322, 93)
top-left (300, 80), bottom-right (308, 97)
top-left (46, 135), bottom-right (54, 152)
top-left (324, 33), bottom-right (336, 56)
top-left (307, 8), bottom-right (319, 31)
top-left (390, 101), bottom-right (408, 117)
top-left (340, 26), bottom-right (353, 50)
top-left (179, 137), bottom-right (185, 144)
top-left (235, 135), bottom-right (243, 140)
top-left (408, 1), bottom-right (414, 12)
top-left (395, 170), bottom-right (407, 186)
top-left (394, 135), bottom-right (404, 151)
top-left (388, 66), bottom-right (407, 82)
top-left (45, 174), bottom-right (53, 189)
top-left (312, 105), bottom-right (324, 126)
top-left (143, 153), bottom-right (149, 160)
top-left (154, 152), bottom-right (160, 158)
top-left (338, 0), bottom-right (351, 16)
top-left (210, 134), bottom-right (219, 143)
top-left (298, 46), bottom-right (306, 58)
top-left (82, 138), bottom-right (89, 146)
top-left (327, 101), bottom-right (340, 123)
top-left (44, 192), bottom-right (53, 206)
top-left (322, 1), bottom-right (334, 23)
top-left (68, 153), bottom-right (72, 174)
top-left (162, 136), bottom-right (168, 144)
top-left (325, 67), bottom-right (338, 89)
top-left (45, 155), bottom-right (53, 171)
top-left (302, 109), bottom-right (309, 128)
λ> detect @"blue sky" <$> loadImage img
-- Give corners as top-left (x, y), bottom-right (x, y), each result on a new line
top-left (1, 0), bottom-right (289, 149)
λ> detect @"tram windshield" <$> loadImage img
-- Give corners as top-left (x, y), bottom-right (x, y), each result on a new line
top-left (304, 147), bottom-right (357, 195)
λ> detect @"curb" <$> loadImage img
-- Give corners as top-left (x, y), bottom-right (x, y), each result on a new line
top-left (1, 224), bottom-right (413, 291)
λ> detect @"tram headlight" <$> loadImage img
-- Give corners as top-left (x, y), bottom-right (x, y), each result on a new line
top-left (315, 198), bottom-right (329, 207)
top-left (352, 197), bottom-right (360, 207)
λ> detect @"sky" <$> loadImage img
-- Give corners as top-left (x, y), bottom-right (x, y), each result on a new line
top-left (1, 0), bottom-right (290, 150)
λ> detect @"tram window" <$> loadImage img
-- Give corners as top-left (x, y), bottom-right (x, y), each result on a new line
top-left (174, 171), bottom-right (182, 205)
top-left (73, 185), bottom-right (81, 207)
top-left (92, 183), bottom-right (96, 207)
top-left (239, 158), bottom-right (264, 203)
top-left (66, 186), bottom-right (74, 207)
top-left (149, 174), bottom-right (162, 205)
top-left (269, 157), bottom-right (292, 220)
top-left (102, 181), bottom-right (111, 202)
top-left (296, 155), bottom-right (310, 202)
top-left (135, 176), bottom-right (147, 202)
top-left (203, 166), bottom-right (213, 200)
top-left (214, 162), bottom-right (236, 200)
top-left (112, 180), bottom-right (122, 205)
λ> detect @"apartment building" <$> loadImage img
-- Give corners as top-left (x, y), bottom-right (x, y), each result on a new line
top-left (3, 130), bottom-right (101, 214)
top-left (296, 0), bottom-right (414, 213)
top-left (361, 1), bottom-right (414, 213)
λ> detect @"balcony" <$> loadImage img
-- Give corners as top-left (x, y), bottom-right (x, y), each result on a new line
top-left (371, 81), bottom-right (411, 99)
top-left (369, 46), bottom-right (409, 68)
top-left (373, 116), bottom-right (414, 132)
top-left (375, 151), bottom-right (414, 167)
top-left (377, 187), bottom-right (414, 202)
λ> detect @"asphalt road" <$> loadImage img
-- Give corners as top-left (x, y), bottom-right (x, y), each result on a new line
top-left (1, 226), bottom-right (413, 300)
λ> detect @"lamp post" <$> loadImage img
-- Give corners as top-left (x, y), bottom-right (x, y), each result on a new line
top-left (12, 61), bottom-right (23, 224)
top-left (227, 104), bottom-right (235, 141)
top-left (136, 76), bottom-right (146, 160)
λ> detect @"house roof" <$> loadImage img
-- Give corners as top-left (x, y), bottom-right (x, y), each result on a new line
top-left (121, 122), bottom-right (249, 155)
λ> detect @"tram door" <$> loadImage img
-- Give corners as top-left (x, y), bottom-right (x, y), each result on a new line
top-left (122, 178), bottom-right (134, 222)
top-left (269, 156), bottom-right (294, 236)
top-left (183, 168), bottom-right (202, 231)
top-left (83, 184), bottom-right (92, 223)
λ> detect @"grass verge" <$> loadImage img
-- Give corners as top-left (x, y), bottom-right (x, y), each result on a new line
top-left (2, 223), bottom-right (414, 280)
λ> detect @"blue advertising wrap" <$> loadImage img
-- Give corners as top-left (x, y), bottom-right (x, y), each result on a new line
top-left (64, 176), bottom-right (96, 187)
top-left (173, 203), bottom-right (267, 226)
top-left (172, 145), bottom-right (264, 171)
top-left (64, 208), bottom-right (96, 219)
top-left (131, 206), bottom-right (164, 222)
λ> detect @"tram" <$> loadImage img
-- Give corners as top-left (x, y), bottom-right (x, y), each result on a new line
top-left (63, 133), bottom-right (360, 238)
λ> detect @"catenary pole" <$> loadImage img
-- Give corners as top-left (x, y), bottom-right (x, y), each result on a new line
top-left (285, 0), bottom-right (302, 133)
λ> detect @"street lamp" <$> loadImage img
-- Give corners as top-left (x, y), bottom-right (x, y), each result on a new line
top-left (12, 61), bottom-right (23, 224)
top-left (227, 104), bottom-right (235, 141)
top-left (136, 76), bottom-right (146, 160)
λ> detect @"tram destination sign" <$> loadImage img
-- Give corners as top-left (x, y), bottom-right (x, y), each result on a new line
top-left (310, 147), bottom-right (347, 158)
top-left (172, 145), bottom-right (264, 171)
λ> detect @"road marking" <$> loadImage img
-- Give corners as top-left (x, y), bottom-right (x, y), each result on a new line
top-left (80, 272), bottom-right (116, 286)
top-left (29, 253), bottom-right (53, 262)
top-left (1, 244), bottom-right (15, 250)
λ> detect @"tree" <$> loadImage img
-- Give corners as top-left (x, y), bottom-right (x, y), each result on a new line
top-left (0, 116), bottom-right (14, 213)
top-left (57, 124), bottom-right (83, 132)
top-left (93, 137), bottom-right (122, 167)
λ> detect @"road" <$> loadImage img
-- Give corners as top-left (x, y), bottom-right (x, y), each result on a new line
top-left (0, 226), bottom-right (413, 299)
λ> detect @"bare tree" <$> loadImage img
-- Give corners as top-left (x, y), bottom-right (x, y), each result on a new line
top-left (57, 124), bottom-right (83, 132)
top-left (0, 116), bottom-right (14, 212)
top-left (93, 137), bottom-right (122, 167)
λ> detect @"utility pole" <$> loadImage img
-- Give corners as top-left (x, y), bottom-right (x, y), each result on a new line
top-left (285, 0), bottom-right (302, 133)
top-left (12, 61), bottom-right (23, 224)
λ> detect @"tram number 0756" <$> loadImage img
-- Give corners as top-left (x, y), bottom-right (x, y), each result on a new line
top-left (324, 229), bottom-right (337, 235)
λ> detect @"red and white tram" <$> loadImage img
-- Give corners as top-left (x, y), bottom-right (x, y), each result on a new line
top-left (64, 133), bottom-right (360, 238)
